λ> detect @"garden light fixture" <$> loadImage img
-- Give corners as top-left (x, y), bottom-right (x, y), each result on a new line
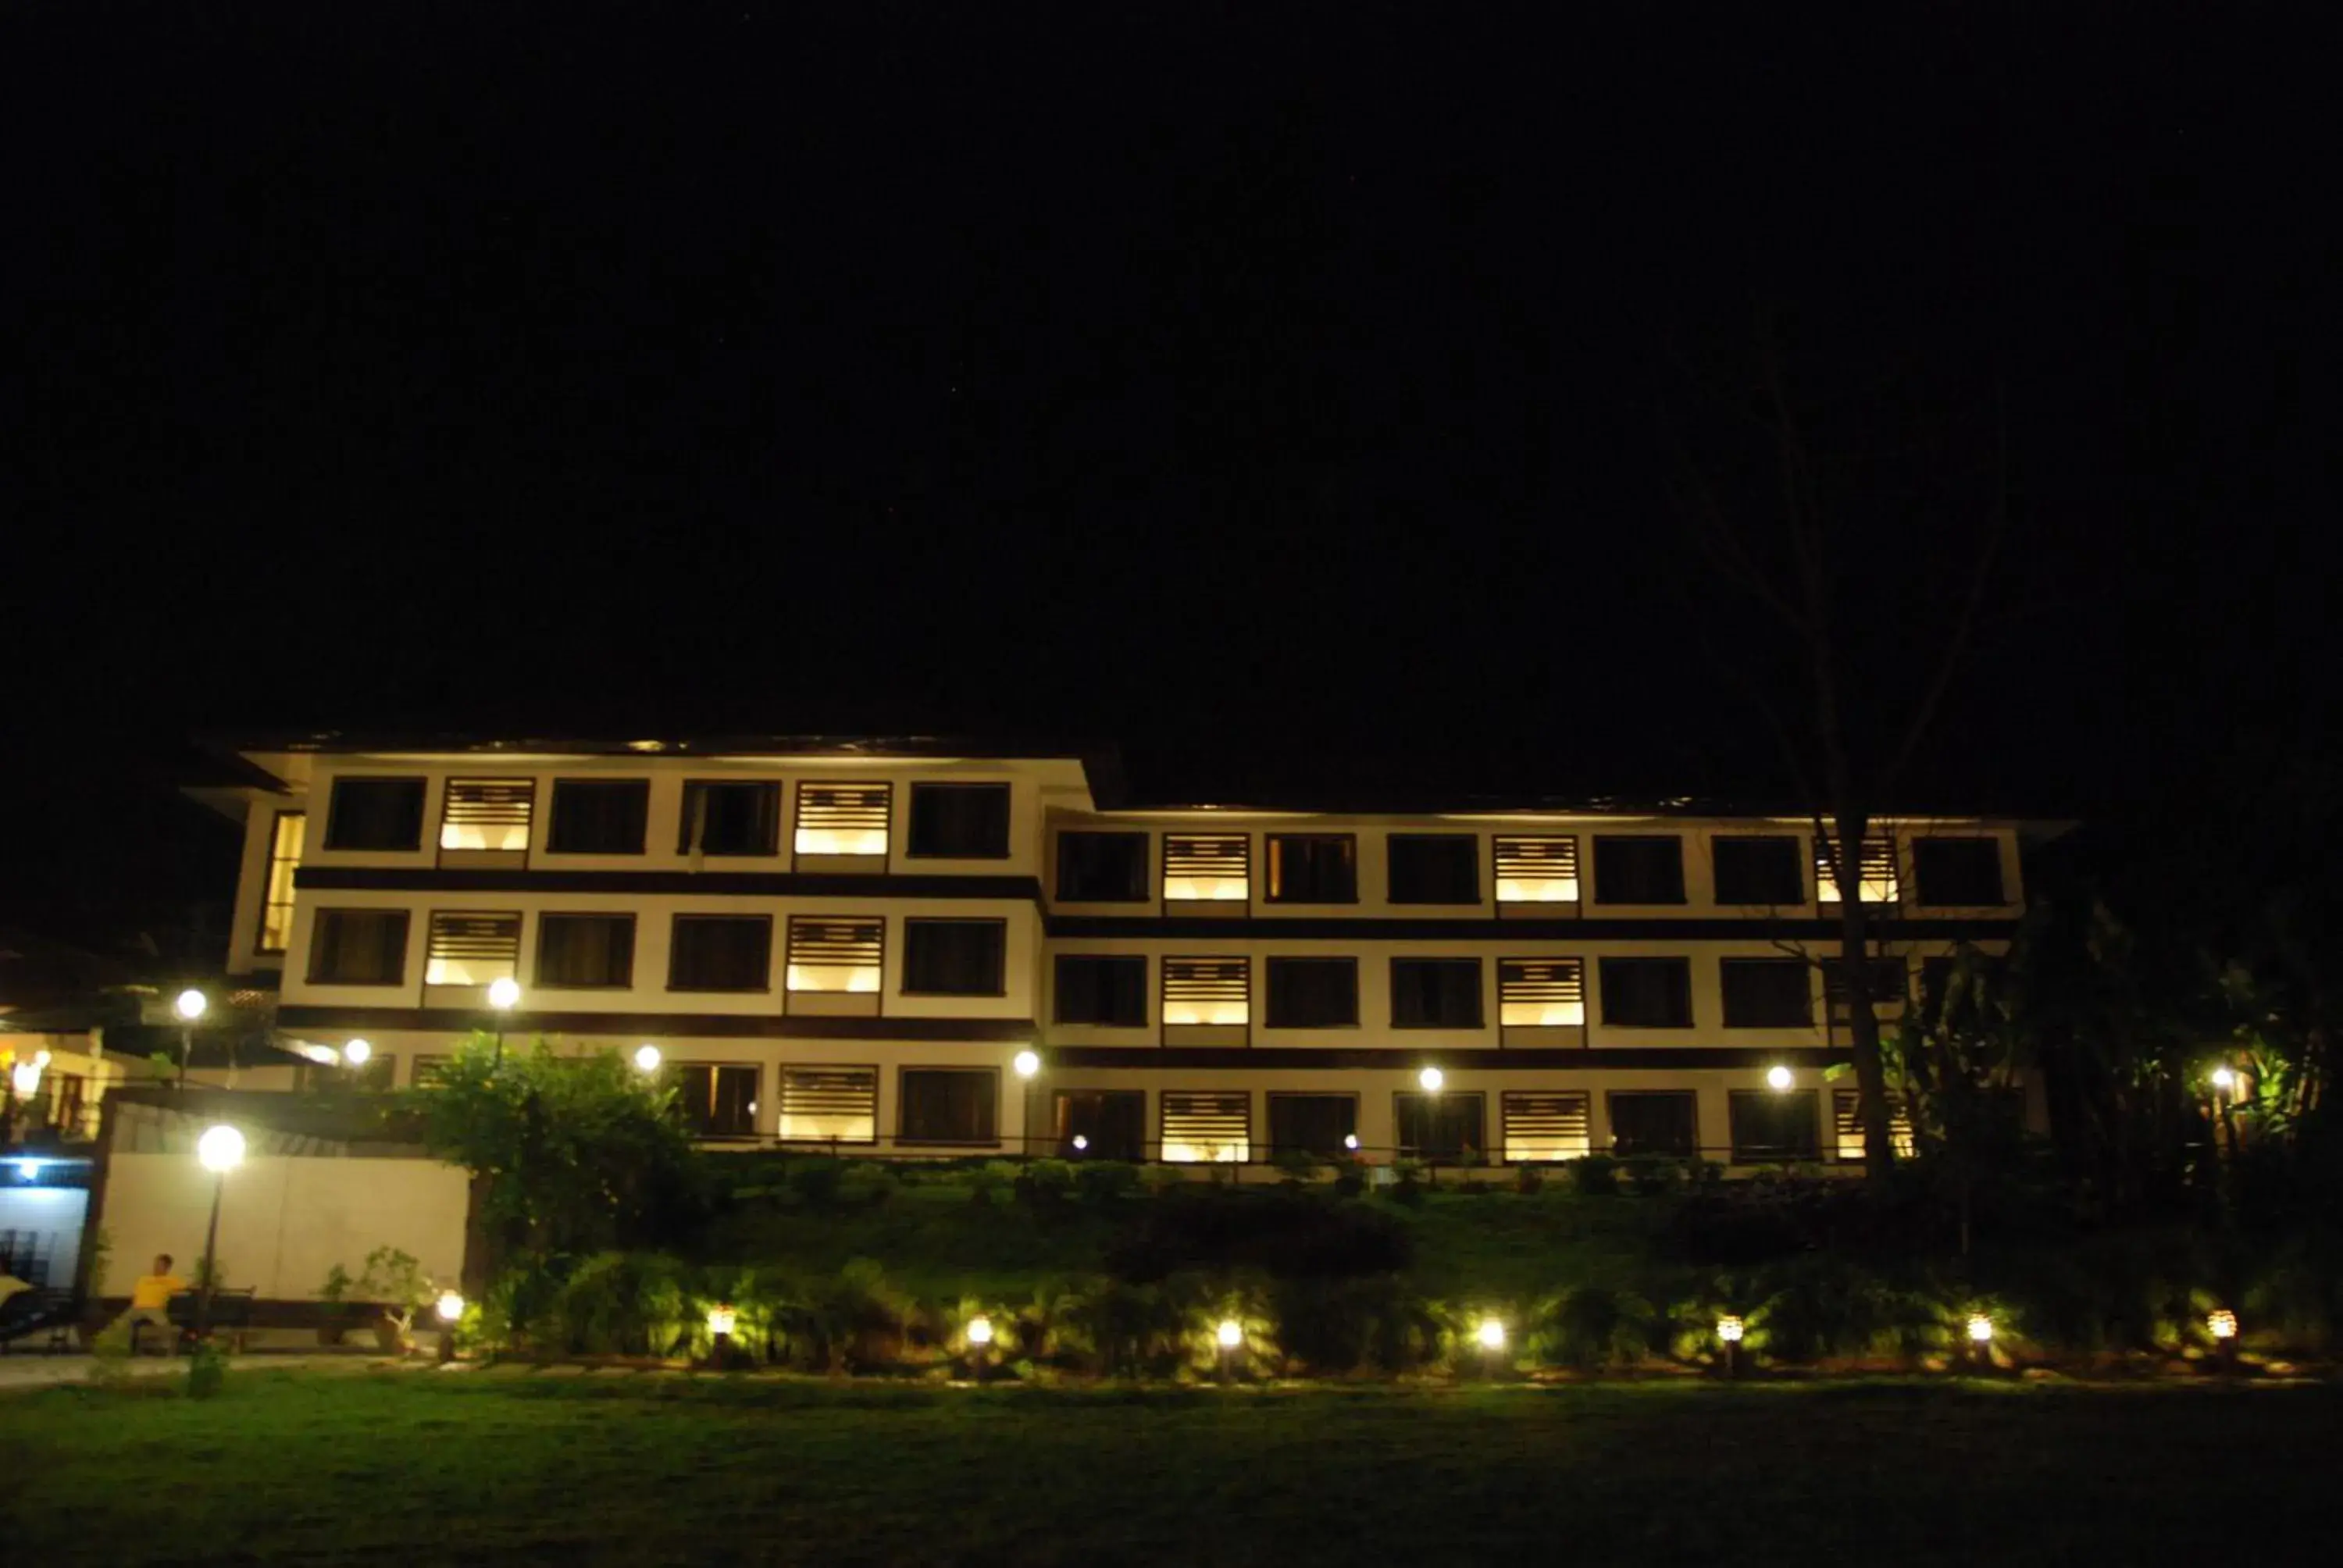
top-left (198, 1124), bottom-right (246, 1174)
top-left (437, 1291), bottom-right (465, 1324)
top-left (706, 1303), bottom-right (737, 1337)
top-left (1716, 1315), bottom-right (1745, 1344)
top-left (488, 977), bottom-right (522, 1011)
top-left (2210, 1064), bottom-right (2237, 1092)
top-left (1217, 1319), bottom-right (1243, 1349)
top-left (1071, 1134), bottom-right (1088, 1152)
top-left (1476, 1317), bottom-right (1506, 1351)
top-left (2207, 1309), bottom-right (2238, 1341)
top-left (9, 1050), bottom-right (48, 1099)
top-left (1967, 1313), bottom-right (1994, 1345)
top-left (1343, 1133), bottom-right (1360, 1150)
top-left (966, 1315), bottom-right (993, 1347)
top-left (194, 1124), bottom-right (245, 1338)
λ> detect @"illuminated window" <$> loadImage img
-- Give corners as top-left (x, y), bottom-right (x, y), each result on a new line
top-left (546, 779), bottom-right (649, 854)
top-left (898, 1067), bottom-right (997, 1146)
top-left (1831, 1089), bottom-right (1917, 1161)
top-left (1498, 957), bottom-right (1585, 1027)
top-left (324, 778), bottom-right (426, 851)
top-left (1267, 1093), bottom-right (1357, 1158)
top-left (307, 909), bottom-right (411, 986)
top-left (1163, 833), bottom-right (1249, 901)
top-left (679, 782), bottom-right (780, 857)
top-left (1389, 958), bottom-right (1482, 1028)
top-left (424, 911), bottom-right (522, 985)
top-left (1265, 835), bottom-right (1356, 903)
top-left (1719, 958), bottom-right (1813, 1028)
top-left (777, 1065), bottom-right (877, 1143)
top-left (1057, 832), bottom-right (1148, 902)
top-left (1054, 955), bottom-right (1147, 1025)
top-left (1729, 1090), bottom-right (1821, 1163)
top-left (1163, 957), bottom-right (1250, 1026)
top-left (794, 782), bottom-right (891, 857)
top-left (1711, 836), bottom-right (1803, 905)
top-left (536, 914), bottom-right (635, 989)
top-left (1053, 1089), bottom-right (1145, 1160)
top-left (1592, 836), bottom-right (1686, 904)
top-left (257, 811), bottom-right (305, 953)
top-left (673, 1064), bottom-right (761, 1139)
top-left (1503, 1092), bottom-right (1591, 1163)
top-left (438, 779), bottom-right (533, 853)
top-left (784, 916), bottom-right (883, 993)
top-left (1815, 836), bottom-right (1900, 904)
top-left (1394, 1091), bottom-right (1485, 1161)
top-left (1494, 836), bottom-right (1579, 903)
top-left (1161, 1091), bottom-right (1250, 1164)
top-left (1387, 835), bottom-right (1479, 904)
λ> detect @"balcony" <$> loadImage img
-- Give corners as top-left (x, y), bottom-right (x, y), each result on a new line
top-left (437, 778), bottom-right (533, 867)
top-left (793, 782), bottom-right (891, 866)
top-left (1162, 833), bottom-right (1250, 907)
top-left (1161, 957), bottom-right (1250, 1046)
top-left (1494, 835), bottom-right (1580, 913)
top-left (1498, 957), bottom-right (1586, 1047)
top-left (783, 916), bottom-right (884, 1017)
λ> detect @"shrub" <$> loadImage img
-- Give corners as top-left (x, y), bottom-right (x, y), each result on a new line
top-left (1016, 1159), bottom-right (1077, 1207)
top-left (835, 1162), bottom-right (900, 1207)
top-left (1269, 1274), bottom-right (1441, 1375)
top-left (1569, 1155), bottom-right (1620, 1196)
top-left (1074, 1160), bottom-right (1143, 1206)
top-left (1065, 1280), bottom-right (1182, 1378)
top-left (1514, 1164), bottom-right (1546, 1196)
top-left (1273, 1147), bottom-right (1323, 1186)
top-left (1104, 1187), bottom-right (1410, 1283)
top-left (1531, 1285), bottom-right (1662, 1370)
top-left (776, 1259), bottom-right (905, 1374)
top-left (1753, 1254), bottom-right (1949, 1364)
top-left (550, 1252), bottom-right (691, 1356)
top-left (187, 1338), bottom-right (229, 1398)
top-left (1621, 1156), bottom-right (1683, 1197)
top-left (786, 1158), bottom-right (847, 1207)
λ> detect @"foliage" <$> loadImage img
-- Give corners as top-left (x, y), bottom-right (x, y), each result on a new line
top-left (1569, 1154), bottom-right (1620, 1196)
top-left (1530, 1285), bottom-right (1663, 1370)
top-left (185, 1338), bottom-right (228, 1398)
top-left (1621, 1156), bottom-right (1683, 1197)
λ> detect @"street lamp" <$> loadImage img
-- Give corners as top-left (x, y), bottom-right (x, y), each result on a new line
top-left (1418, 1066), bottom-right (1444, 1093)
top-left (1013, 1049), bottom-right (1040, 1079)
top-left (343, 1039), bottom-right (372, 1067)
top-left (194, 1124), bottom-right (246, 1337)
top-left (436, 1290), bottom-right (465, 1363)
top-left (487, 977), bottom-right (521, 1061)
top-left (1965, 1313), bottom-right (1995, 1370)
top-left (633, 1043), bottom-right (662, 1074)
top-left (965, 1313), bottom-right (994, 1381)
top-left (1012, 1050), bottom-right (1042, 1156)
top-left (1765, 1064), bottom-right (1794, 1092)
top-left (1717, 1314), bottom-right (1746, 1378)
top-left (1216, 1317), bottom-right (1243, 1382)
top-left (175, 988), bottom-right (208, 1089)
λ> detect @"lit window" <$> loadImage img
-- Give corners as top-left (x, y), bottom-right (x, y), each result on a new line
top-left (1503, 1091), bottom-right (1591, 1162)
top-left (1832, 1089), bottom-right (1917, 1161)
top-left (1816, 836), bottom-right (1900, 904)
top-left (795, 782), bottom-right (891, 857)
top-left (784, 917), bottom-right (884, 993)
top-left (1163, 957), bottom-right (1250, 1026)
top-left (778, 1066), bottom-right (878, 1143)
top-left (424, 911), bottom-right (522, 986)
top-left (1162, 1091), bottom-right (1250, 1164)
top-left (439, 779), bottom-right (534, 853)
top-left (1498, 957), bottom-right (1585, 1027)
top-left (257, 811), bottom-right (305, 953)
top-left (1163, 834), bottom-right (1249, 901)
top-left (1494, 836), bottom-right (1579, 903)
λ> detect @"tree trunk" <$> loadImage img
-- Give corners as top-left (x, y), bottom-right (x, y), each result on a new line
top-left (1829, 808), bottom-right (1899, 1185)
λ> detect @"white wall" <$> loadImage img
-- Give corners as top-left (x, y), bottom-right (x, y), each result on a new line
top-left (100, 1155), bottom-right (468, 1300)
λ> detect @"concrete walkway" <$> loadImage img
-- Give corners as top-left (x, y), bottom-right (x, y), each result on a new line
top-left (0, 1349), bottom-right (400, 1390)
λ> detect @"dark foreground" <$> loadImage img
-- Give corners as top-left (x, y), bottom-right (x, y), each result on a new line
top-left (3, 1370), bottom-right (2331, 1565)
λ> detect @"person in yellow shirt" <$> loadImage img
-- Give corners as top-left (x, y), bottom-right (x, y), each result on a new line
top-left (112, 1253), bottom-right (187, 1352)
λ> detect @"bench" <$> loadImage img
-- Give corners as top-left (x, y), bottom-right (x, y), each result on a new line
top-left (129, 1288), bottom-right (260, 1354)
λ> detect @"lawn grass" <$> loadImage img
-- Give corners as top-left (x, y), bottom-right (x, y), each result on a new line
top-left (5, 1368), bottom-right (2333, 1565)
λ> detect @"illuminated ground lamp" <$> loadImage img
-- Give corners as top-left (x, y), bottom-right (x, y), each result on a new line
top-left (707, 1302), bottom-right (738, 1366)
top-left (965, 1313), bottom-right (995, 1382)
top-left (1716, 1314), bottom-right (1746, 1379)
top-left (1965, 1313), bottom-right (1995, 1371)
top-left (2208, 1309), bottom-right (2239, 1373)
top-left (194, 1123), bottom-right (245, 1336)
top-left (487, 977), bottom-right (522, 1060)
top-left (1475, 1316), bottom-right (1507, 1378)
top-left (1217, 1317), bottom-right (1243, 1382)
top-left (436, 1290), bottom-right (465, 1364)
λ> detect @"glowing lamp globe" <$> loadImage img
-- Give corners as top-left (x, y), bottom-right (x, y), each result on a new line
top-left (1765, 1064), bottom-right (1794, 1092)
top-left (1716, 1314), bottom-right (1746, 1345)
top-left (343, 1039), bottom-right (373, 1066)
top-left (196, 1124), bottom-right (246, 1174)
top-left (2207, 1309), bottom-right (2238, 1342)
top-left (633, 1043), bottom-right (662, 1073)
top-left (176, 988), bottom-right (209, 1021)
top-left (1966, 1313), bottom-right (1995, 1345)
top-left (1012, 1049), bottom-right (1041, 1079)
top-left (436, 1291), bottom-right (465, 1324)
top-left (707, 1303), bottom-right (738, 1337)
top-left (2210, 1065), bottom-right (2238, 1092)
top-left (1071, 1134), bottom-right (1088, 1152)
top-left (1217, 1319), bottom-right (1243, 1349)
top-left (487, 977), bottom-right (522, 1011)
top-left (1343, 1133), bottom-right (1360, 1151)
top-left (1476, 1317), bottom-right (1507, 1351)
top-left (1418, 1066), bottom-right (1445, 1092)
top-left (966, 1315), bottom-right (994, 1347)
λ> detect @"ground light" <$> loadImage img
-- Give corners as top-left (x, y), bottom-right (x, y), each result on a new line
top-left (1476, 1317), bottom-right (1506, 1351)
top-left (2208, 1309), bottom-right (2240, 1373)
top-left (965, 1314), bottom-right (994, 1382)
top-left (633, 1043), bottom-right (662, 1074)
top-left (342, 1039), bottom-right (372, 1067)
top-left (436, 1291), bottom-right (465, 1364)
top-left (1965, 1313), bottom-right (1995, 1370)
top-left (707, 1303), bottom-right (736, 1363)
top-left (1765, 1064), bottom-right (1794, 1092)
top-left (194, 1124), bottom-right (246, 1336)
top-left (2210, 1064), bottom-right (2238, 1092)
top-left (1217, 1319), bottom-right (1243, 1349)
top-left (1717, 1314), bottom-right (1746, 1378)
top-left (1418, 1066), bottom-right (1444, 1092)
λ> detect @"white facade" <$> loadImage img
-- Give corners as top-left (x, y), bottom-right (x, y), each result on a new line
top-left (203, 738), bottom-right (2036, 1170)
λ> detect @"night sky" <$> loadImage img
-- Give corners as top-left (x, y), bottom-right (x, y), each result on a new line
top-left (7, 5), bottom-right (2335, 954)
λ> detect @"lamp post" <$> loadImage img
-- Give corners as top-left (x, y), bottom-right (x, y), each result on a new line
top-left (965, 1313), bottom-right (993, 1383)
top-left (1475, 1315), bottom-right (1507, 1380)
top-left (707, 1302), bottom-right (737, 1367)
top-left (1765, 1064), bottom-right (1794, 1092)
top-left (435, 1290), bottom-right (464, 1363)
top-left (487, 977), bottom-right (522, 1063)
top-left (175, 988), bottom-right (208, 1089)
top-left (2207, 1308), bottom-right (2239, 1374)
top-left (1964, 1313), bottom-right (1995, 1372)
top-left (633, 1043), bottom-right (662, 1074)
top-left (194, 1124), bottom-right (245, 1338)
top-left (1216, 1317), bottom-right (1243, 1384)
top-left (1013, 1049), bottom-right (1042, 1157)
top-left (1717, 1314), bottom-right (1746, 1380)
top-left (343, 1038), bottom-right (372, 1070)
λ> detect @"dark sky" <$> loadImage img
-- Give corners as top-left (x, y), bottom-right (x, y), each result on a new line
top-left (6, 4), bottom-right (2336, 951)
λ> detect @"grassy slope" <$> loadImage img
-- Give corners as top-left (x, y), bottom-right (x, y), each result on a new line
top-left (5, 1370), bottom-right (2336, 1566)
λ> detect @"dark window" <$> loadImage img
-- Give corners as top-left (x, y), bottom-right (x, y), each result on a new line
top-left (1054, 955), bottom-right (1147, 1025)
top-left (546, 779), bottom-right (650, 854)
top-left (1387, 835), bottom-right (1480, 904)
top-left (1268, 1093), bottom-right (1359, 1158)
top-left (902, 919), bottom-right (1007, 996)
top-left (1824, 958), bottom-right (1908, 1025)
top-left (1264, 957), bottom-right (1360, 1027)
top-left (1711, 836), bottom-right (1804, 905)
top-left (1607, 1091), bottom-right (1697, 1157)
top-left (907, 783), bottom-right (1012, 858)
top-left (1729, 1090), bottom-right (1820, 1163)
top-left (673, 1064), bottom-right (760, 1139)
top-left (1394, 1091), bottom-right (1486, 1161)
top-left (306, 910), bottom-right (410, 986)
top-left (535, 914), bottom-right (636, 989)
top-left (666, 915), bottom-right (772, 992)
top-left (677, 781), bottom-right (779, 856)
top-left (1913, 838), bottom-right (2005, 905)
top-left (1592, 836), bottom-right (1686, 903)
top-left (1598, 957), bottom-right (1693, 1027)
top-left (1267, 835), bottom-right (1357, 903)
top-left (900, 1068), bottom-right (998, 1144)
top-left (1053, 1090), bottom-right (1146, 1160)
top-left (323, 778), bottom-right (426, 851)
top-left (1719, 959), bottom-right (1813, 1027)
top-left (1389, 958), bottom-right (1484, 1028)
top-left (1057, 832), bottom-right (1149, 902)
